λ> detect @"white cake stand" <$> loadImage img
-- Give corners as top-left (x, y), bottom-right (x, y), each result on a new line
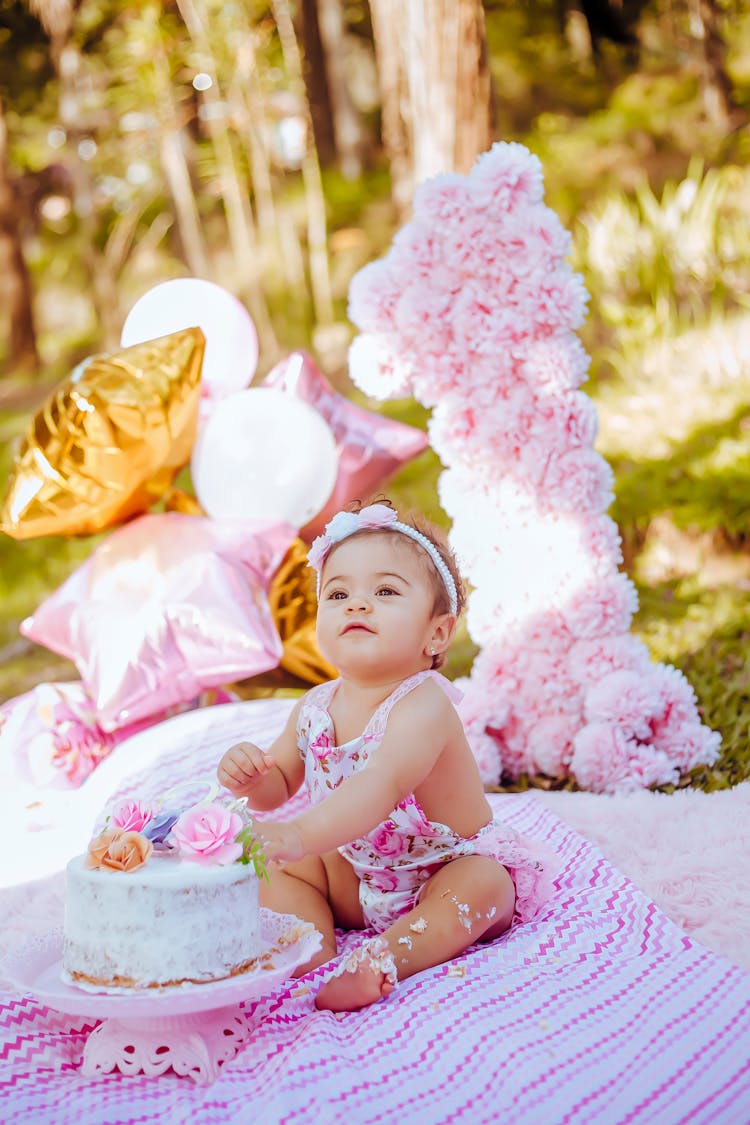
top-left (5, 909), bottom-right (322, 1085)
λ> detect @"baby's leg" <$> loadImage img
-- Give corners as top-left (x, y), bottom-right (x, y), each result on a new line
top-left (261, 848), bottom-right (364, 975)
top-left (315, 856), bottom-right (515, 1011)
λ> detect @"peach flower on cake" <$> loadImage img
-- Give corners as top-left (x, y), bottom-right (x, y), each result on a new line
top-left (87, 828), bottom-right (153, 872)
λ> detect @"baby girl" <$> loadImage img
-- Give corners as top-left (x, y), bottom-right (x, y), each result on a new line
top-left (217, 502), bottom-right (554, 1011)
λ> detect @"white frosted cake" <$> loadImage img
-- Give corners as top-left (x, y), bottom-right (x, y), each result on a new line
top-left (62, 795), bottom-right (266, 989)
top-left (63, 852), bottom-right (262, 988)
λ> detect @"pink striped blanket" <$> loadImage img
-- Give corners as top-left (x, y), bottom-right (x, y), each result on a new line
top-left (1, 700), bottom-right (748, 1124)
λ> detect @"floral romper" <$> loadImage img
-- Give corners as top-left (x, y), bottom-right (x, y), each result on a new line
top-left (296, 670), bottom-right (555, 932)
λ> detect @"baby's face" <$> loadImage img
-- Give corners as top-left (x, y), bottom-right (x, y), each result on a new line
top-left (316, 533), bottom-right (440, 680)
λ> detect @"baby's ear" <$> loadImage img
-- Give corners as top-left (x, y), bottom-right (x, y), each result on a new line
top-left (429, 613), bottom-right (456, 655)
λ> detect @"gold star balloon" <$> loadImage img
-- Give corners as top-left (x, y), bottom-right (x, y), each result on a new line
top-left (269, 538), bottom-right (338, 686)
top-left (1, 328), bottom-right (205, 539)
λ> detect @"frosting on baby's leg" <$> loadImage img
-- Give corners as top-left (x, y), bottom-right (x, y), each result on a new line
top-left (315, 936), bottom-right (397, 1012)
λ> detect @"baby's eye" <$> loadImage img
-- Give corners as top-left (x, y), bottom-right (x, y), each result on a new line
top-left (376, 585), bottom-right (399, 596)
top-left (327, 589), bottom-right (347, 600)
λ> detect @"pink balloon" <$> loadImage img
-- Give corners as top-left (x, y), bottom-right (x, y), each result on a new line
top-left (0, 681), bottom-right (236, 790)
top-left (263, 352), bottom-right (430, 540)
top-left (21, 513), bottom-right (296, 732)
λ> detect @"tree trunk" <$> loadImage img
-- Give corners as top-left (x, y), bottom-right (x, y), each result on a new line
top-left (316, 0), bottom-right (365, 178)
top-left (368, 0), bottom-right (492, 216)
top-left (271, 0), bottom-right (335, 328)
top-left (692, 0), bottom-right (742, 128)
top-left (57, 44), bottom-right (122, 349)
top-left (175, 0), bottom-right (279, 358)
top-left (0, 98), bottom-right (40, 374)
top-left (297, 0), bottom-right (337, 166)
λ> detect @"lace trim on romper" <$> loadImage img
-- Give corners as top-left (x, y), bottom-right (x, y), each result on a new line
top-left (297, 671), bottom-right (555, 932)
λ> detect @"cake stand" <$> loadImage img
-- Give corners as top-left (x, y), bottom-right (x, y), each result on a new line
top-left (5, 909), bottom-right (322, 1085)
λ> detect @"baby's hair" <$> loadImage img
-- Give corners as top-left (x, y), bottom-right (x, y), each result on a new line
top-left (346, 498), bottom-right (467, 670)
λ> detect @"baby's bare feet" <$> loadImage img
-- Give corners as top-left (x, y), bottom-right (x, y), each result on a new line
top-left (315, 962), bottom-right (394, 1011)
top-left (315, 936), bottom-right (398, 1013)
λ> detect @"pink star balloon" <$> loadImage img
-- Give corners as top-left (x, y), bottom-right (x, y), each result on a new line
top-left (263, 352), bottom-right (429, 540)
top-left (21, 513), bottom-right (295, 731)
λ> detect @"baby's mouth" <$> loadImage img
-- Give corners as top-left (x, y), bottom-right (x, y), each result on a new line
top-left (342, 622), bottom-right (375, 634)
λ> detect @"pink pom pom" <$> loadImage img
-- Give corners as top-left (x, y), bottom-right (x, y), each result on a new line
top-left (347, 259), bottom-right (400, 334)
top-left (565, 573), bottom-right (639, 639)
top-left (347, 333), bottom-right (414, 400)
top-left (584, 670), bottom-right (660, 740)
top-left (413, 172), bottom-right (473, 227)
top-left (523, 335), bottom-right (590, 393)
top-left (527, 714), bottom-right (577, 777)
top-left (470, 142), bottom-right (545, 211)
top-left (570, 634), bottom-right (651, 680)
top-left (570, 722), bottom-right (642, 793)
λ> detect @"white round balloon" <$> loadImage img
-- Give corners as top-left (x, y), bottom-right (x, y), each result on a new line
top-left (191, 387), bottom-right (338, 527)
top-left (121, 279), bottom-right (259, 407)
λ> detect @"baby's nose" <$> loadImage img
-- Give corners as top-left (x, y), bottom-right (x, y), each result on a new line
top-left (346, 595), bottom-right (371, 612)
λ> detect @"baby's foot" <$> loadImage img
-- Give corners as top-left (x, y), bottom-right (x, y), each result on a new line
top-left (315, 936), bottom-right (397, 1013)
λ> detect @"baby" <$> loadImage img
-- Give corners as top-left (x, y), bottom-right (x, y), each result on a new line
top-left (217, 502), bottom-right (554, 1012)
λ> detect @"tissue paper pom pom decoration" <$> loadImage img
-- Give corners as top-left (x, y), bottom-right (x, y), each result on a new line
top-left (527, 715), bottom-right (578, 778)
top-left (21, 513), bottom-right (295, 731)
top-left (346, 140), bottom-right (720, 792)
top-left (470, 142), bottom-right (544, 210)
top-left (347, 334), bottom-right (414, 400)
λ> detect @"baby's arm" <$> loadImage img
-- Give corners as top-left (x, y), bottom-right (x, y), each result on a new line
top-left (217, 697), bottom-right (305, 811)
top-left (258, 681), bottom-right (449, 859)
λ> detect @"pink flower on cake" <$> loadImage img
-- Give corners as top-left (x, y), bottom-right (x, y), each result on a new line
top-left (111, 798), bottom-right (154, 833)
top-left (172, 802), bottom-right (243, 865)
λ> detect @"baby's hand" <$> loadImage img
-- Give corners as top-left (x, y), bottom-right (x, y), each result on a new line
top-left (217, 740), bottom-right (276, 796)
top-left (254, 819), bottom-right (306, 864)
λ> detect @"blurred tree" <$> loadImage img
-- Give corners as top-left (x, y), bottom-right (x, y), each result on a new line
top-left (0, 0), bottom-right (65, 374)
top-left (296, 0), bottom-right (337, 166)
top-left (0, 95), bottom-right (38, 372)
top-left (368, 0), bottom-right (492, 216)
top-left (691, 0), bottom-right (742, 127)
top-left (313, 0), bottom-right (367, 177)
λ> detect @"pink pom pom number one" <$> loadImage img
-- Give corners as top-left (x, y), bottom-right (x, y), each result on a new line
top-left (346, 142), bottom-right (720, 793)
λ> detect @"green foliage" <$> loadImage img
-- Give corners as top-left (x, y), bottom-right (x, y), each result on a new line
top-left (574, 160), bottom-right (750, 361)
top-left (235, 824), bottom-right (270, 882)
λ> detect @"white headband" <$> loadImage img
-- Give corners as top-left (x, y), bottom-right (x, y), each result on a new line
top-left (307, 504), bottom-right (458, 615)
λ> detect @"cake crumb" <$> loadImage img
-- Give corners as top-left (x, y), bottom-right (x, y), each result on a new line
top-left (447, 964), bottom-right (466, 978)
top-left (398, 935), bottom-right (413, 950)
top-left (409, 917), bottom-right (428, 933)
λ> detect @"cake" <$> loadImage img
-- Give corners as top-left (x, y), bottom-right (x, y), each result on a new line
top-left (62, 794), bottom-right (267, 989)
